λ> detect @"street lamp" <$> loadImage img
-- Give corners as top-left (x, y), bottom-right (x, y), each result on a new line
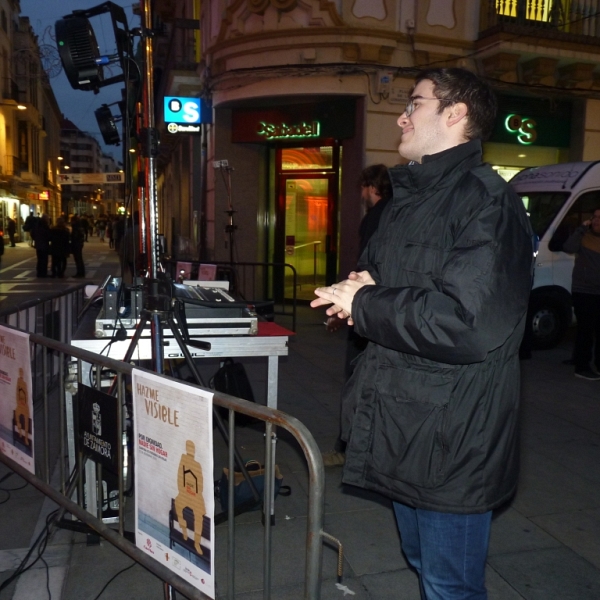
top-left (0, 100), bottom-right (26, 110)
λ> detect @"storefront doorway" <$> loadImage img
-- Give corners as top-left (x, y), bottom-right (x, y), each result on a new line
top-left (275, 144), bottom-right (340, 301)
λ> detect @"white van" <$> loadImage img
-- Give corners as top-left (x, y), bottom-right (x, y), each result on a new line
top-left (509, 161), bottom-right (600, 348)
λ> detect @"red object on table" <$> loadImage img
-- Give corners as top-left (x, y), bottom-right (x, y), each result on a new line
top-left (257, 322), bottom-right (295, 337)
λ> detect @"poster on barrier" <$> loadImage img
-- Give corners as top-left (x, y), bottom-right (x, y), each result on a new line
top-left (0, 325), bottom-right (34, 474)
top-left (132, 368), bottom-right (214, 599)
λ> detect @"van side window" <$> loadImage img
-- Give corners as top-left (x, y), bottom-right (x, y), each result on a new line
top-left (549, 191), bottom-right (600, 252)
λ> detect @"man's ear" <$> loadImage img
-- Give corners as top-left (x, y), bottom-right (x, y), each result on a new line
top-left (446, 102), bottom-right (468, 128)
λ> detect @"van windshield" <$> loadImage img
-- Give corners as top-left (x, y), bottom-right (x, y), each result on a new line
top-left (517, 192), bottom-right (570, 238)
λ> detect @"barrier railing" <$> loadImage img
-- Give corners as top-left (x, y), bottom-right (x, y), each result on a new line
top-left (0, 284), bottom-right (86, 417)
top-left (0, 325), bottom-right (328, 599)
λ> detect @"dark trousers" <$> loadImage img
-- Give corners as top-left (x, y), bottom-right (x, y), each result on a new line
top-left (72, 247), bottom-right (85, 276)
top-left (51, 255), bottom-right (67, 278)
top-left (572, 292), bottom-right (600, 372)
top-left (36, 249), bottom-right (49, 277)
top-left (8, 232), bottom-right (15, 246)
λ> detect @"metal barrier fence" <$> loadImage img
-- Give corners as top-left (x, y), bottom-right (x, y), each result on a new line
top-left (0, 324), bottom-right (329, 599)
top-left (0, 284), bottom-right (87, 474)
top-left (167, 260), bottom-right (298, 331)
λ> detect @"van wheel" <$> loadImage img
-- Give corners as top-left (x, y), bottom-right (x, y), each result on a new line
top-left (529, 295), bottom-right (570, 350)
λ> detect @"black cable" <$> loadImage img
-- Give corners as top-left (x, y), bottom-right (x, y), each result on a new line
top-left (0, 509), bottom-right (59, 595)
top-left (0, 472), bottom-right (28, 506)
top-left (40, 555), bottom-right (51, 600)
top-left (90, 562), bottom-right (136, 600)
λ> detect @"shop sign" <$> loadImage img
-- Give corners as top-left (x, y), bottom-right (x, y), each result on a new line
top-left (39, 190), bottom-right (49, 200)
top-left (232, 100), bottom-right (355, 143)
top-left (505, 114), bottom-right (537, 145)
top-left (490, 96), bottom-right (571, 148)
top-left (164, 96), bottom-right (212, 134)
top-left (257, 121), bottom-right (320, 140)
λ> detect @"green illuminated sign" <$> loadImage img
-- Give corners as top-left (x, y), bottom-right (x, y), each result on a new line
top-left (257, 121), bottom-right (320, 140)
top-left (505, 114), bottom-right (537, 145)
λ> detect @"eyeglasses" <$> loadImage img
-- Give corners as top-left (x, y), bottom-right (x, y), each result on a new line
top-left (403, 96), bottom-right (451, 117)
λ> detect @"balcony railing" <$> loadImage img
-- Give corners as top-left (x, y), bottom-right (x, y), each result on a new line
top-left (480, 0), bottom-right (600, 42)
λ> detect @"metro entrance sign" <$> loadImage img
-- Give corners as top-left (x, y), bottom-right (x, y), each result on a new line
top-left (58, 173), bottom-right (124, 185)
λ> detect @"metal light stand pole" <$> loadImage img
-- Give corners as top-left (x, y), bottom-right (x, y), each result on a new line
top-left (223, 165), bottom-right (236, 265)
top-left (139, 3), bottom-right (169, 597)
top-left (140, 0), bottom-right (163, 379)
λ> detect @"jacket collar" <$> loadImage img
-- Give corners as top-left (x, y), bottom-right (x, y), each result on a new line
top-left (389, 139), bottom-right (483, 198)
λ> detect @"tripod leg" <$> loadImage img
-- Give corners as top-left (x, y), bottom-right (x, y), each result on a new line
top-left (107, 313), bottom-right (149, 396)
top-left (166, 317), bottom-right (262, 505)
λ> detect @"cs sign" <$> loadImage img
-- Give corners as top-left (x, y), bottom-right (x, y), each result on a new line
top-left (164, 97), bottom-right (212, 133)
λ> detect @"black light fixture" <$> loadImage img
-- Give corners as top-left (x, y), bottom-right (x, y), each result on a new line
top-left (55, 17), bottom-right (104, 92)
top-left (95, 104), bottom-right (120, 145)
top-left (55, 2), bottom-right (131, 94)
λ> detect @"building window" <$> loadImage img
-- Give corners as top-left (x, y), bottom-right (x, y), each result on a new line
top-left (18, 121), bottom-right (28, 171)
top-left (496, 0), bottom-right (553, 22)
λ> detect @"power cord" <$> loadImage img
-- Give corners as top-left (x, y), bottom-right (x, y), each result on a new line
top-left (90, 562), bottom-right (136, 600)
top-left (0, 508), bottom-right (59, 598)
top-left (0, 471), bottom-right (28, 505)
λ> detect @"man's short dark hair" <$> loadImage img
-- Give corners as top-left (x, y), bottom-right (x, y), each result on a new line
top-left (414, 67), bottom-right (498, 141)
top-left (359, 164), bottom-right (392, 200)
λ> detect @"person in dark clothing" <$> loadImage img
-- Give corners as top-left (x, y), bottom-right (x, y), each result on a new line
top-left (357, 165), bottom-right (393, 255)
top-left (312, 68), bottom-right (534, 599)
top-left (23, 211), bottom-right (37, 246)
top-left (49, 217), bottom-right (71, 278)
top-left (34, 214), bottom-right (51, 277)
top-left (80, 216), bottom-right (89, 241)
top-left (113, 215), bottom-right (125, 253)
top-left (70, 215), bottom-right (86, 278)
top-left (562, 208), bottom-right (600, 380)
top-left (7, 218), bottom-right (16, 246)
top-left (106, 217), bottom-right (114, 248)
top-left (323, 164), bottom-right (392, 466)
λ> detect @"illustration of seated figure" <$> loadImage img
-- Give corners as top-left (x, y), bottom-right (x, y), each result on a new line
top-left (174, 440), bottom-right (205, 555)
top-left (15, 367), bottom-right (30, 446)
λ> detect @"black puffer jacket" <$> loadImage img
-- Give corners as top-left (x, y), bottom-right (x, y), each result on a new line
top-left (341, 140), bottom-right (534, 513)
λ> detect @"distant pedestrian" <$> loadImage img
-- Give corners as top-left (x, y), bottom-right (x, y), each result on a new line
top-left (34, 214), bottom-right (51, 278)
top-left (7, 217), bottom-right (16, 246)
top-left (70, 215), bottom-right (86, 278)
top-left (49, 218), bottom-right (70, 278)
top-left (23, 211), bottom-right (37, 246)
top-left (563, 208), bottom-right (600, 380)
top-left (106, 217), bottom-right (114, 248)
top-left (97, 216), bottom-right (106, 242)
top-left (80, 215), bottom-right (89, 241)
top-left (113, 215), bottom-right (125, 253)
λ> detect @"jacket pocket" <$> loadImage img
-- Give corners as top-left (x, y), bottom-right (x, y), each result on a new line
top-left (370, 365), bottom-right (452, 489)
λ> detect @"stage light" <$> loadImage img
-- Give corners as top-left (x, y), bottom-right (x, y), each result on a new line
top-left (55, 16), bottom-right (104, 92)
top-left (95, 104), bottom-right (120, 145)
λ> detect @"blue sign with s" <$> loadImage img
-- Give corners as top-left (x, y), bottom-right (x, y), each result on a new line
top-left (164, 97), bottom-right (205, 124)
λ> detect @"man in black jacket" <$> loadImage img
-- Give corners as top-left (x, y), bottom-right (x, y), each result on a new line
top-left (562, 209), bottom-right (600, 380)
top-left (312, 68), bottom-right (534, 599)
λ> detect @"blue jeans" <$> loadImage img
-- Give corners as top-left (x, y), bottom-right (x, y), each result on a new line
top-left (393, 502), bottom-right (492, 600)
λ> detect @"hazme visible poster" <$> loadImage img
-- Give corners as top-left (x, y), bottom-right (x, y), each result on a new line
top-left (0, 325), bottom-right (34, 473)
top-left (132, 368), bottom-right (214, 598)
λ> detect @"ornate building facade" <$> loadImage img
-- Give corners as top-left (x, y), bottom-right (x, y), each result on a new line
top-left (153, 0), bottom-right (600, 293)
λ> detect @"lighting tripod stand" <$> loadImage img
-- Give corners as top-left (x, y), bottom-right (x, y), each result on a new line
top-left (54, 1), bottom-right (268, 598)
